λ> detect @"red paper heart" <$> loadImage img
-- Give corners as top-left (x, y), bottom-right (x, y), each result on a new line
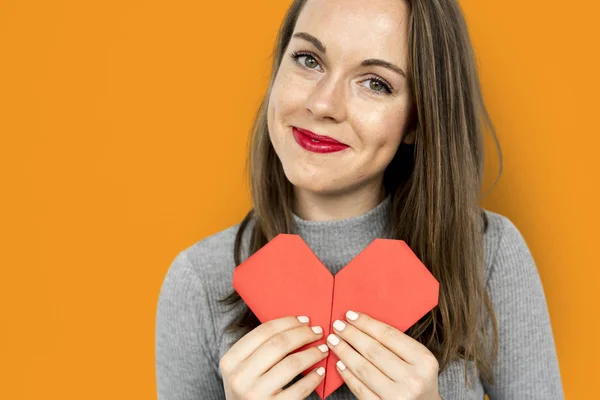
top-left (232, 234), bottom-right (439, 399)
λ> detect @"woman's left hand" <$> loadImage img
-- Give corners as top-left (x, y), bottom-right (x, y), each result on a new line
top-left (326, 310), bottom-right (442, 400)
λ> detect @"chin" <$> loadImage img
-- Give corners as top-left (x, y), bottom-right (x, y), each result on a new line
top-left (284, 169), bottom-right (344, 195)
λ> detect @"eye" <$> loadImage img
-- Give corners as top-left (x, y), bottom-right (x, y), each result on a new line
top-left (288, 50), bottom-right (394, 96)
top-left (361, 77), bottom-right (393, 95)
top-left (290, 51), bottom-right (322, 70)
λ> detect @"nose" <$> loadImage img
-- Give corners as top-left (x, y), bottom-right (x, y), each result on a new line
top-left (305, 74), bottom-right (347, 122)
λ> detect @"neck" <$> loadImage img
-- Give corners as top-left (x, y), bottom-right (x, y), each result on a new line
top-left (292, 181), bottom-right (386, 222)
top-left (291, 191), bottom-right (392, 274)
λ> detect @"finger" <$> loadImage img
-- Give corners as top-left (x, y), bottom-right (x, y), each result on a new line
top-left (219, 315), bottom-right (310, 373)
top-left (335, 359), bottom-right (380, 400)
top-left (258, 344), bottom-right (329, 394)
top-left (326, 333), bottom-right (393, 397)
top-left (332, 318), bottom-right (409, 382)
top-left (238, 323), bottom-right (324, 379)
top-left (275, 365), bottom-right (327, 400)
top-left (345, 310), bottom-right (428, 364)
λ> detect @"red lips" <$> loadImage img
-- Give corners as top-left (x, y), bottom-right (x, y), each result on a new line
top-left (294, 127), bottom-right (345, 145)
top-left (292, 127), bottom-right (349, 154)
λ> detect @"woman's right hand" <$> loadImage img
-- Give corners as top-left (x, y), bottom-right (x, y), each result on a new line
top-left (219, 315), bottom-right (329, 399)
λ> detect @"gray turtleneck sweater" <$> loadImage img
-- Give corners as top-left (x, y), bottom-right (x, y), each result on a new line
top-left (155, 196), bottom-right (564, 399)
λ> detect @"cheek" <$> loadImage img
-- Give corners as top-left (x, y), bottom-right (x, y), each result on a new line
top-left (268, 75), bottom-right (291, 130)
top-left (267, 72), bottom-right (299, 146)
top-left (267, 94), bottom-right (275, 137)
top-left (356, 109), bottom-right (406, 151)
top-left (271, 69), bottom-right (308, 115)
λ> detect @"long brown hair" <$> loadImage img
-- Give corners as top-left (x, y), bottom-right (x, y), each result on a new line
top-left (219, 0), bottom-right (502, 387)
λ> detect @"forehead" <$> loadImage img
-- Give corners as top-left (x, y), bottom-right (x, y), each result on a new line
top-left (294, 0), bottom-right (409, 60)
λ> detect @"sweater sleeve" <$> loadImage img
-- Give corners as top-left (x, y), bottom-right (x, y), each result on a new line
top-left (155, 250), bottom-right (226, 400)
top-left (482, 216), bottom-right (564, 399)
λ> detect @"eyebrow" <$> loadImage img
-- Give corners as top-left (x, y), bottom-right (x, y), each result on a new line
top-left (292, 32), bottom-right (406, 78)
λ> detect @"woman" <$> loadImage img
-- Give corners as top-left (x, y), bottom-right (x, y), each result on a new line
top-left (156, 0), bottom-right (564, 398)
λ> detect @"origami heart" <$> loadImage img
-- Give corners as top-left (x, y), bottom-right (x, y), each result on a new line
top-left (232, 234), bottom-right (439, 399)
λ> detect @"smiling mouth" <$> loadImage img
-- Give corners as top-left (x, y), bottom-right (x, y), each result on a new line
top-left (292, 126), bottom-right (346, 145)
top-left (292, 127), bottom-right (350, 154)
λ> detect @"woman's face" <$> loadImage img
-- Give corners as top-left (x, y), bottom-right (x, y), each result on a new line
top-left (267, 0), bottom-right (414, 196)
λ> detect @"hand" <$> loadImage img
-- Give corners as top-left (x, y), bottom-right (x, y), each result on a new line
top-left (326, 310), bottom-right (442, 400)
top-left (219, 315), bottom-right (329, 400)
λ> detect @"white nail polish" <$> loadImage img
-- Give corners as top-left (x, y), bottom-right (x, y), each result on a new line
top-left (336, 360), bottom-right (346, 371)
top-left (317, 344), bottom-right (329, 352)
top-left (311, 326), bottom-right (323, 334)
top-left (297, 316), bottom-right (309, 323)
top-left (316, 367), bottom-right (326, 376)
top-left (327, 334), bottom-right (340, 346)
top-left (333, 320), bottom-right (346, 331)
top-left (346, 310), bottom-right (358, 321)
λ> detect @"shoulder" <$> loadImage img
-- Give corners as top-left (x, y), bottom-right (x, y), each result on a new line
top-left (157, 216), bottom-right (257, 315)
top-left (481, 208), bottom-right (539, 287)
top-left (164, 221), bottom-right (252, 290)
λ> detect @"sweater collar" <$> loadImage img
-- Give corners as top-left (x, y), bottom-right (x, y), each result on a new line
top-left (291, 194), bottom-right (392, 274)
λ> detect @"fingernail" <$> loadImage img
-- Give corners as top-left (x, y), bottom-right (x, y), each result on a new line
top-left (317, 344), bottom-right (329, 352)
top-left (297, 316), bottom-right (309, 323)
top-left (316, 367), bottom-right (326, 376)
top-left (311, 326), bottom-right (323, 334)
top-left (333, 320), bottom-right (346, 331)
top-left (336, 360), bottom-right (346, 371)
top-left (346, 310), bottom-right (358, 321)
top-left (327, 334), bottom-right (340, 346)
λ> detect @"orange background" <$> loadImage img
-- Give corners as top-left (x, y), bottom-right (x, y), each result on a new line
top-left (0, 0), bottom-right (597, 398)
